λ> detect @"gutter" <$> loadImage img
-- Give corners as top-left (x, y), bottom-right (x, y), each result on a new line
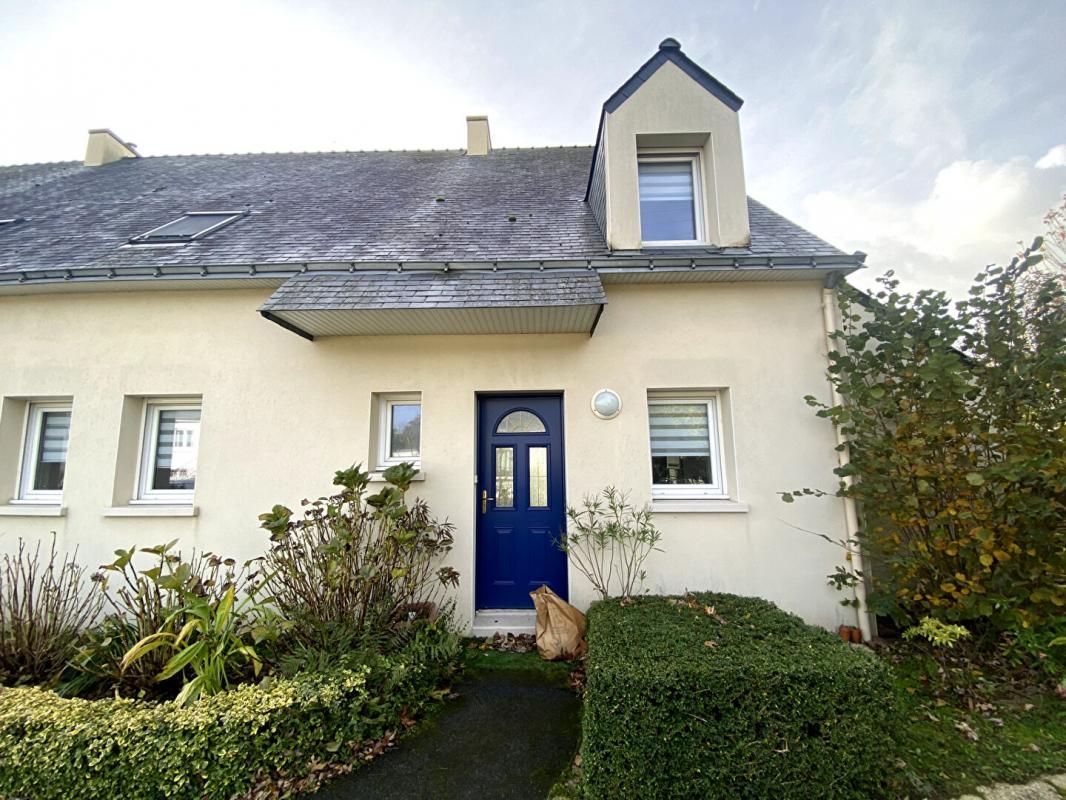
top-left (0, 253), bottom-right (865, 292)
top-left (821, 285), bottom-right (873, 642)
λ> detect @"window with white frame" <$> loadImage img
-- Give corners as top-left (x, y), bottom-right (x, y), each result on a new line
top-left (137, 401), bottom-right (201, 502)
top-left (647, 391), bottom-right (725, 498)
top-left (17, 402), bottom-right (72, 502)
top-left (376, 393), bottom-right (422, 468)
top-left (637, 154), bottom-right (704, 245)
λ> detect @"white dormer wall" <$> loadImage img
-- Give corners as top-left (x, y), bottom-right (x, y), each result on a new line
top-left (598, 59), bottom-right (750, 250)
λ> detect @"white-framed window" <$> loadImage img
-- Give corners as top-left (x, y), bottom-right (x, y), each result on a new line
top-left (637, 153), bottom-right (705, 245)
top-left (376, 393), bottom-right (422, 469)
top-left (17, 402), bottom-right (72, 503)
top-left (647, 391), bottom-right (726, 499)
top-left (136, 401), bottom-right (202, 503)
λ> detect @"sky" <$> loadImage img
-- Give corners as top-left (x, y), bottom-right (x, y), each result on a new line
top-left (1, 0), bottom-right (1064, 296)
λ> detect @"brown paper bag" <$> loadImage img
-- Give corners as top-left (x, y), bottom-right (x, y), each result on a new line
top-left (530, 585), bottom-right (588, 661)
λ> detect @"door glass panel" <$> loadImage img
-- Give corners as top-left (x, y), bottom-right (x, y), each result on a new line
top-left (495, 447), bottom-right (514, 508)
top-left (496, 410), bottom-right (546, 434)
top-left (529, 446), bottom-right (548, 507)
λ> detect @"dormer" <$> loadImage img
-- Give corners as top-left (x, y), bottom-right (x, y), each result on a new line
top-left (586, 38), bottom-right (750, 250)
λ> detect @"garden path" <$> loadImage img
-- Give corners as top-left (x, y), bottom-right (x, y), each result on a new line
top-left (308, 665), bottom-right (580, 800)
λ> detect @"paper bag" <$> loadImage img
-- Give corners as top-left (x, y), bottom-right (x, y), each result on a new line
top-left (530, 585), bottom-right (587, 661)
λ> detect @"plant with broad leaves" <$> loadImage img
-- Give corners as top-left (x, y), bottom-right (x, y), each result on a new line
top-left (784, 236), bottom-right (1066, 635)
top-left (560, 487), bottom-right (662, 601)
top-left (121, 583), bottom-right (272, 706)
top-left (75, 542), bottom-right (258, 697)
top-left (257, 462), bottom-right (459, 655)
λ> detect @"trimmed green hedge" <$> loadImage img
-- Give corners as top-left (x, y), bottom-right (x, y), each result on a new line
top-left (0, 653), bottom-right (448, 799)
top-left (582, 593), bottom-right (899, 800)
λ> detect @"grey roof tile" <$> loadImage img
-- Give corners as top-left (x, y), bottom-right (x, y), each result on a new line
top-left (260, 270), bottom-right (606, 311)
top-left (0, 148), bottom-right (846, 276)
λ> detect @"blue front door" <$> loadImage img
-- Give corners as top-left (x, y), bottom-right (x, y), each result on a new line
top-left (476, 394), bottom-right (568, 609)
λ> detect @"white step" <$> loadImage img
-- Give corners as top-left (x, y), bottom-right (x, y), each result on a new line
top-left (471, 609), bottom-right (536, 637)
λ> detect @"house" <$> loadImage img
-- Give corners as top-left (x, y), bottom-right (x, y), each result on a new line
top-left (0, 39), bottom-right (870, 637)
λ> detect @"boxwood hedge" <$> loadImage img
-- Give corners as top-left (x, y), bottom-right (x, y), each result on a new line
top-left (582, 593), bottom-right (898, 800)
top-left (0, 653), bottom-right (448, 800)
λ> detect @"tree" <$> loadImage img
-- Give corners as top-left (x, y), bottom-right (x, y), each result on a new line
top-left (785, 238), bottom-right (1066, 635)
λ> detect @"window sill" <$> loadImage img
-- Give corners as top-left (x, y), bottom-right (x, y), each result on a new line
top-left (0, 504), bottom-right (66, 517)
top-left (103, 505), bottom-right (199, 518)
top-left (651, 499), bottom-right (749, 514)
top-left (369, 470), bottom-right (425, 483)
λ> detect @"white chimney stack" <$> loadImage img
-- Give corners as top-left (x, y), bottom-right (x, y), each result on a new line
top-left (466, 116), bottom-right (491, 156)
top-left (84, 129), bottom-right (139, 166)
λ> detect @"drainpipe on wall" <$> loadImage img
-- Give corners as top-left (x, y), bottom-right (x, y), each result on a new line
top-left (821, 285), bottom-right (874, 642)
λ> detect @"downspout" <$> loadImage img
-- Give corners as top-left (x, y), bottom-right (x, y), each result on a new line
top-left (821, 282), bottom-right (874, 641)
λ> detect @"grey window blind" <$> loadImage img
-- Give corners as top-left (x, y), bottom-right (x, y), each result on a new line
top-left (38, 411), bottom-right (71, 463)
top-left (649, 403), bottom-right (710, 457)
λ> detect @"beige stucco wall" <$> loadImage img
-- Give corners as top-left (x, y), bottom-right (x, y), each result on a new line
top-left (0, 280), bottom-right (853, 632)
top-left (602, 60), bottom-right (750, 249)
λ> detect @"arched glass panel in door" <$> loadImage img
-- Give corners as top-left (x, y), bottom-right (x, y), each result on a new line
top-left (495, 410), bottom-right (546, 434)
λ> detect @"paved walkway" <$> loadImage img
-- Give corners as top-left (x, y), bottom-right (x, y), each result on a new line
top-left (309, 667), bottom-right (581, 800)
top-left (955, 774), bottom-right (1066, 800)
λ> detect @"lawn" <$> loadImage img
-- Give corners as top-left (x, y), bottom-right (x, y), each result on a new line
top-left (892, 654), bottom-right (1066, 798)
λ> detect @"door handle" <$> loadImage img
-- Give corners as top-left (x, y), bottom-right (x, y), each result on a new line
top-left (481, 489), bottom-right (495, 514)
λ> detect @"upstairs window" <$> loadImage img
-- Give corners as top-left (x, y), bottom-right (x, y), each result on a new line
top-left (129, 211), bottom-right (246, 244)
top-left (18, 402), bottom-right (72, 502)
top-left (637, 155), bottom-right (703, 245)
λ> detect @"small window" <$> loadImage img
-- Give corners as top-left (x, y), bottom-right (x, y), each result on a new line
top-left (18, 403), bottom-right (72, 502)
top-left (648, 392), bottom-right (725, 498)
top-left (377, 394), bottom-right (422, 468)
top-left (637, 155), bottom-right (703, 245)
top-left (495, 410), bottom-right (546, 434)
top-left (129, 212), bottom-right (246, 244)
top-left (138, 401), bottom-right (201, 502)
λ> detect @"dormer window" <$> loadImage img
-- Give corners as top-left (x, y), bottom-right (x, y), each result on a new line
top-left (129, 211), bottom-right (246, 244)
top-left (637, 154), bottom-right (704, 245)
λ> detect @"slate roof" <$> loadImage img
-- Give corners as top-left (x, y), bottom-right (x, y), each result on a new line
top-left (0, 147), bottom-right (848, 278)
top-left (260, 270), bottom-right (606, 312)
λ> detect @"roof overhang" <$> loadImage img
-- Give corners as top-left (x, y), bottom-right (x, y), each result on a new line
top-left (257, 270), bottom-right (607, 339)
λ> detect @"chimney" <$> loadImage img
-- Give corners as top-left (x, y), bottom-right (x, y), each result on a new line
top-left (84, 129), bottom-right (140, 166)
top-left (466, 116), bottom-right (491, 156)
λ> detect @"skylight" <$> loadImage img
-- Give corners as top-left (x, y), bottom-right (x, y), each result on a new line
top-left (129, 211), bottom-right (246, 244)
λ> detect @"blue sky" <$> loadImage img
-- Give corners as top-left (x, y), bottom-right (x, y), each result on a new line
top-left (2, 0), bottom-right (1063, 295)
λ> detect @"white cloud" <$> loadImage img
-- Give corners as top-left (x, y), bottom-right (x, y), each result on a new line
top-left (1036, 144), bottom-right (1066, 169)
top-left (801, 157), bottom-right (1065, 296)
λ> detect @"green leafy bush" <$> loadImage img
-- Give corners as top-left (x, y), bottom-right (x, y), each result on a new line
top-left (581, 593), bottom-right (898, 800)
top-left (0, 631), bottom-right (459, 800)
top-left (788, 243), bottom-right (1066, 633)
top-left (258, 462), bottom-right (459, 655)
top-left (75, 542), bottom-right (254, 697)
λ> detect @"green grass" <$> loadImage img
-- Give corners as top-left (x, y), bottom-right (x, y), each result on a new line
top-left (893, 661), bottom-right (1066, 798)
top-left (459, 642), bottom-right (575, 687)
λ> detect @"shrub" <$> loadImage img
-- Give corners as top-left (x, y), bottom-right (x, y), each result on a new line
top-left (0, 536), bottom-right (99, 687)
top-left (581, 593), bottom-right (898, 800)
top-left (74, 542), bottom-right (256, 698)
top-left (257, 463), bottom-right (459, 654)
top-left (0, 631), bottom-right (459, 800)
top-left (560, 487), bottom-right (661, 600)
top-left (786, 242), bottom-right (1066, 634)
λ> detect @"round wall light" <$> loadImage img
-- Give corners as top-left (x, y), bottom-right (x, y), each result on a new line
top-left (591, 388), bottom-right (622, 420)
